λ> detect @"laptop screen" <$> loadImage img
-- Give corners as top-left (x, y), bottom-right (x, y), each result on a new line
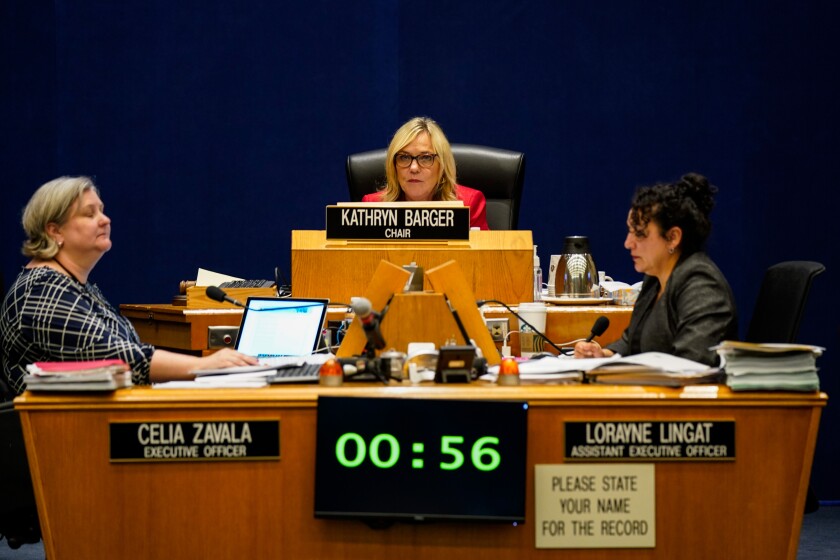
top-left (234, 297), bottom-right (329, 358)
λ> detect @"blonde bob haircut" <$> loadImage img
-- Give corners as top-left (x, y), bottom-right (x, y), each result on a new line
top-left (381, 117), bottom-right (458, 201)
top-left (21, 176), bottom-right (99, 260)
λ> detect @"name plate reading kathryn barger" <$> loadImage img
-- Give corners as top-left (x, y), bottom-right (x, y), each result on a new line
top-left (109, 420), bottom-right (280, 462)
top-left (326, 202), bottom-right (470, 241)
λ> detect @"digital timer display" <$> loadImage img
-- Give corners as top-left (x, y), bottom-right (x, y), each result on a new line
top-left (314, 396), bottom-right (528, 523)
top-left (333, 433), bottom-right (502, 471)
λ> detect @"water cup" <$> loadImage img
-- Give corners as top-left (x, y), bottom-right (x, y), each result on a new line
top-left (517, 302), bottom-right (547, 358)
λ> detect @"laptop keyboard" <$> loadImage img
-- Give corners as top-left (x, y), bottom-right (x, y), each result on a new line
top-left (266, 362), bottom-right (323, 384)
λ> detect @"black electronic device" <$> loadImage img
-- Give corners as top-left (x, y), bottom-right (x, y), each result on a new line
top-left (434, 345), bottom-right (476, 383)
top-left (314, 396), bottom-right (528, 524)
top-left (266, 362), bottom-right (322, 384)
top-left (218, 279), bottom-right (275, 288)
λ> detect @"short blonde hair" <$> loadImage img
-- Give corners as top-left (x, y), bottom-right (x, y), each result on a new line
top-left (381, 117), bottom-right (457, 201)
top-left (21, 176), bottom-right (98, 259)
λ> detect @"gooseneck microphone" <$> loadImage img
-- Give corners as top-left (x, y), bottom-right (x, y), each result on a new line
top-left (476, 299), bottom-right (564, 354)
top-left (476, 302), bottom-right (613, 352)
top-left (585, 316), bottom-right (610, 343)
top-left (350, 296), bottom-right (386, 351)
top-left (205, 285), bottom-right (246, 308)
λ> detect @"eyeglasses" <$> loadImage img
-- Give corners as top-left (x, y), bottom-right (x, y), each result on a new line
top-left (394, 153), bottom-right (438, 168)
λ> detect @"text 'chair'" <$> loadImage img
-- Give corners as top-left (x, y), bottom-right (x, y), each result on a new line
top-left (346, 144), bottom-right (526, 230)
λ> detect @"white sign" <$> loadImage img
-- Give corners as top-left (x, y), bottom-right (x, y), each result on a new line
top-left (535, 464), bottom-right (655, 549)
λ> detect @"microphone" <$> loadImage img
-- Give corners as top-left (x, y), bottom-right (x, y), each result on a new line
top-left (585, 316), bottom-right (610, 343)
top-left (350, 296), bottom-right (386, 351)
top-left (476, 299), bottom-right (564, 354)
top-left (205, 285), bottom-right (246, 308)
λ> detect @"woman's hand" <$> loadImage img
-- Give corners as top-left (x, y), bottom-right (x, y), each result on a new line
top-left (197, 348), bottom-right (259, 369)
top-left (150, 348), bottom-right (260, 382)
top-left (573, 341), bottom-right (612, 359)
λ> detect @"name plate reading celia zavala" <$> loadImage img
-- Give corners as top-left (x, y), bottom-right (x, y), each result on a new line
top-left (109, 420), bottom-right (280, 462)
top-left (326, 202), bottom-right (470, 241)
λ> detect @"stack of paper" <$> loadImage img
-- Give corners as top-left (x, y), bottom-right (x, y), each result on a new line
top-left (483, 352), bottom-right (719, 387)
top-left (25, 359), bottom-right (133, 392)
top-left (713, 341), bottom-right (823, 392)
top-left (155, 364), bottom-right (280, 388)
top-left (583, 352), bottom-right (722, 387)
top-left (484, 356), bottom-right (584, 384)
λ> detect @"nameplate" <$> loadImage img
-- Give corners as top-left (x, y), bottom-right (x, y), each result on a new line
top-left (325, 203), bottom-right (470, 241)
top-left (109, 420), bottom-right (280, 462)
top-left (564, 420), bottom-right (735, 461)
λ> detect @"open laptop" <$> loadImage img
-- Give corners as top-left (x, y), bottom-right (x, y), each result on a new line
top-left (235, 296), bottom-right (330, 362)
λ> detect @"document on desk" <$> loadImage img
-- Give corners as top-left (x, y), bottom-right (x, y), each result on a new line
top-left (154, 365), bottom-right (279, 389)
top-left (584, 352), bottom-right (721, 387)
top-left (484, 355), bottom-right (588, 383)
top-left (191, 364), bottom-right (280, 377)
top-left (195, 267), bottom-right (243, 286)
top-left (154, 371), bottom-right (272, 389)
top-left (484, 352), bottom-right (718, 386)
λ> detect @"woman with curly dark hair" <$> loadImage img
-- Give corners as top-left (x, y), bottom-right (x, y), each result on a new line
top-left (575, 173), bottom-right (737, 365)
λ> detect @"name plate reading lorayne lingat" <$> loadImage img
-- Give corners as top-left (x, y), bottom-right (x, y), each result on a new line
top-left (564, 420), bottom-right (735, 461)
top-left (326, 203), bottom-right (470, 240)
top-left (535, 464), bottom-right (656, 549)
top-left (109, 420), bottom-right (280, 462)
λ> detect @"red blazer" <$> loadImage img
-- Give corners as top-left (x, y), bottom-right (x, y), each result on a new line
top-left (361, 185), bottom-right (490, 230)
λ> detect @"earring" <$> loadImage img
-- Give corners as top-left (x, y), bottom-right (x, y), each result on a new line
top-left (668, 247), bottom-right (674, 255)
top-left (58, 241), bottom-right (64, 249)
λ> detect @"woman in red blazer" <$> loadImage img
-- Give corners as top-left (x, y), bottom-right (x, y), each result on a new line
top-left (361, 116), bottom-right (489, 230)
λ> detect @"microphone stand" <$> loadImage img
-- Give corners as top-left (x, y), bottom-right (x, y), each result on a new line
top-left (347, 294), bottom-right (397, 385)
top-left (443, 294), bottom-right (472, 346)
top-left (361, 339), bottom-right (388, 384)
top-left (441, 294), bottom-right (486, 381)
top-left (476, 299), bottom-right (565, 355)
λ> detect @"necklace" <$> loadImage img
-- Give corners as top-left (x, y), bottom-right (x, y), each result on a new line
top-left (52, 255), bottom-right (86, 286)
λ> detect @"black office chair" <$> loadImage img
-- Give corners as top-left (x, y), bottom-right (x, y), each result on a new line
top-left (346, 144), bottom-right (526, 230)
top-left (745, 261), bottom-right (825, 344)
top-left (0, 271), bottom-right (42, 549)
top-left (744, 260), bottom-right (825, 514)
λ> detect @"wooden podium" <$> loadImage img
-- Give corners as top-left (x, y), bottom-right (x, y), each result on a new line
top-left (335, 260), bottom-right (501, 364)
top-left (291, 229), bottom-right (534, 304)
top-left (16, 384), bottom-right (826, 560)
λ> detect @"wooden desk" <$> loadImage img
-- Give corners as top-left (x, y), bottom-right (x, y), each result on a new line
top-left (291, 229), bottom-right (534, 304)
top-left (121, 303), bottom-right (633, 357)
top-left (120, 304), bottom-right (243, 356)
top-left (17, 384), bottom-right (825, 560)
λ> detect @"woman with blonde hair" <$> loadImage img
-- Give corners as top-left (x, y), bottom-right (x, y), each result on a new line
top-left (362, 117), bottom-right (489, 229)
top-left (1, 176), bottom-right (257, 397)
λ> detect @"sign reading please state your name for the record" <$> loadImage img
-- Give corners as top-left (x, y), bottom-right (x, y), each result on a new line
top-left (535, 464), bottom-right (656, 549)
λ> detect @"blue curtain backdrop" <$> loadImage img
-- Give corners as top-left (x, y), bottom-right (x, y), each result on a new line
top-left (2, 1), bottom-right (839, 499)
